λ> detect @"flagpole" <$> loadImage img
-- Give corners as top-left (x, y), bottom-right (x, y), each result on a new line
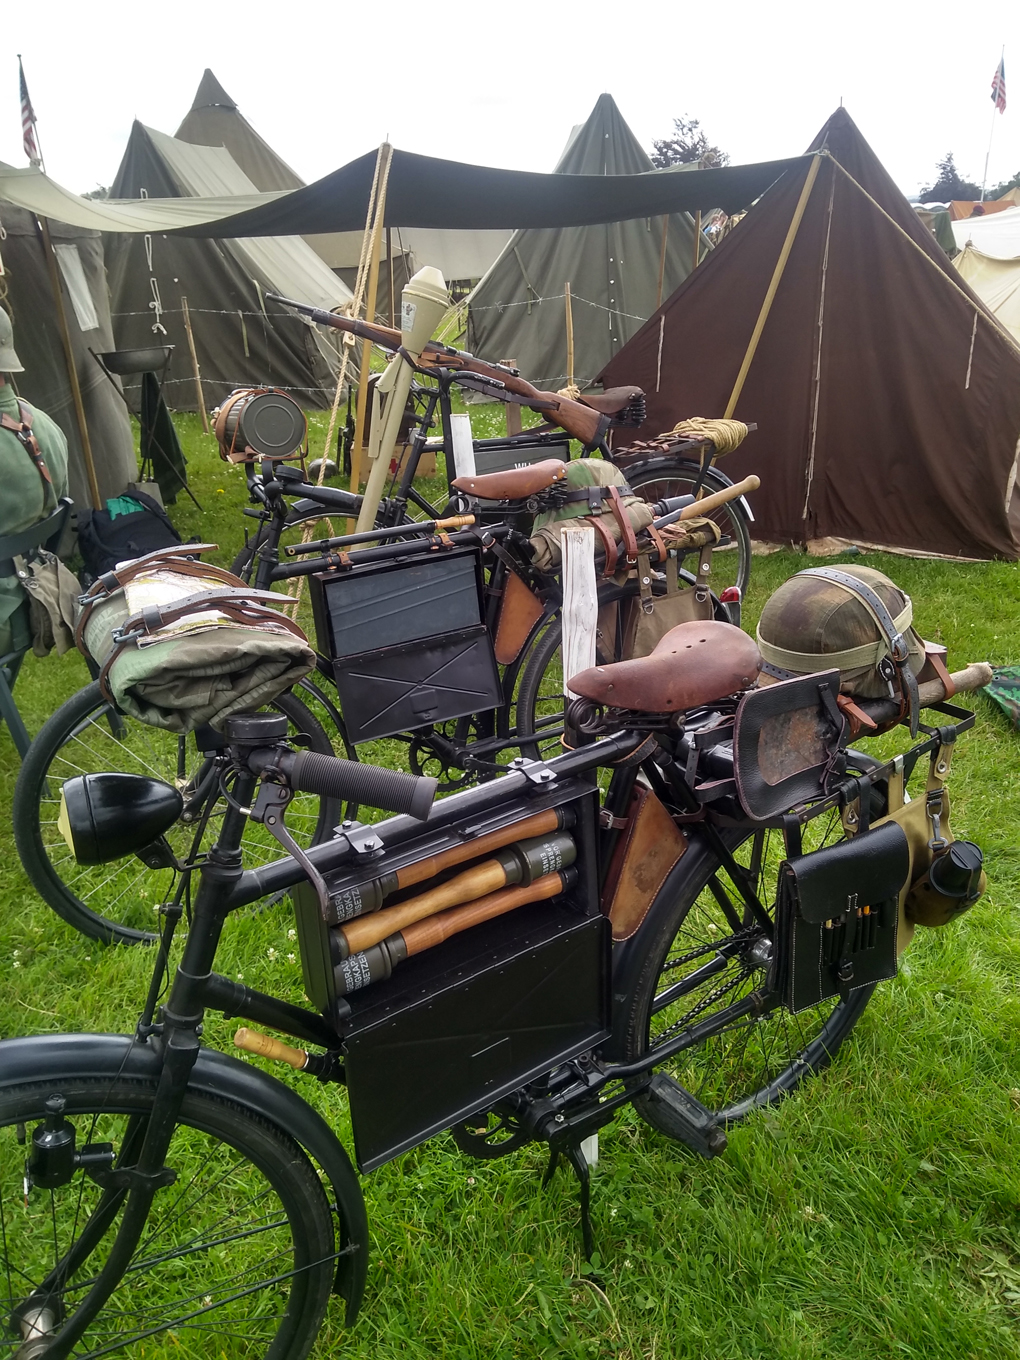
top-left (982, 45), bottom-right (1005, 201)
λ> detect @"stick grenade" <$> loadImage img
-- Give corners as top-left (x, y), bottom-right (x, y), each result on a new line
top-left (918, 662), bottom-right (992, 707)
top-left (561, 524), bottom-right (597, 701)
top-left (335, 832), bottom-right (576, 958)
top-left (333, 869), bottom-right (576, 996)
top-left (323, 806), bottom-right (572, 923)
top-left (653, 475), bottom-right (760, 531)
top-left (181, 296), bottom-right (209, 434)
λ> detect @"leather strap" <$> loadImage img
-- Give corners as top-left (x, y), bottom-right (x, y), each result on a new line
top-left (800, 567), bottom-right (919, 736)
top-left (1, 400), bottom-right (52, 487)
top-left (607, 486), bottom-right (639, 562)
top-left (584, 514), bottom-right (618, 578)
top-left (97, 588), bottom-right (306, 702)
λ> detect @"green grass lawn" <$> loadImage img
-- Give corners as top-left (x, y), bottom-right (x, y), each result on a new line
top-left (1, 411), bottom-right (1019, 1358)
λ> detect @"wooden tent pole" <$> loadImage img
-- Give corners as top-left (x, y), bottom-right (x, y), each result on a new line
top-left (387, 226), bottom-right (395, 329)
top-left (723, 154), bottom-right (821, 419)
top-left (350, 143), bottom-right (392, 492)
top-left (564, 282), bottom-right (574, 387)
top-left (655, 217), bottom-right (668, 308)
top-left (692, 210), bottom-right (701, 273)
top-left (36, 216), bottom-right (102, 509)
top-left (181, 296), bottom-right (210, 434)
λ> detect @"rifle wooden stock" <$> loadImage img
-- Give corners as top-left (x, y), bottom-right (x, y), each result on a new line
top-left (400, 871), bottom-right (567, 958)
top-left (265, 292), bottom-right (609, 448)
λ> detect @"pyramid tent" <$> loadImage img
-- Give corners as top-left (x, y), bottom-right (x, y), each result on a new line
top-left (466, 94), bottom-right (708, 387)
top-left (601, 108), bottom-right (1020, 560)
top-left (173, 70), bottom-right (507, 310)
top-left (106, 121), bottom-right (350, 411)
top-left (174, 69), bottom-right (304, 192)
top-left (0, 206), bottom-right (136, 506)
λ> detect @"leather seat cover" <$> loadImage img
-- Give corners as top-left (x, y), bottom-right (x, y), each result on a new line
top-left (570, 619), bottom-right (762, 712)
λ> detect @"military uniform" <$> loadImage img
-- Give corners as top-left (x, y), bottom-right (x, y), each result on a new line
top-left (0, 308), bottom-right (70, 656)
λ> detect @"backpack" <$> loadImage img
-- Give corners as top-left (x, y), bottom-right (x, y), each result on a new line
top-left (77, 490), bottom-right (182, 581)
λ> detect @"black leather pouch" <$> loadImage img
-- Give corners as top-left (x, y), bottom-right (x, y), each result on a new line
top-left (771, 819), bottom-right (910, 1012)
top-left (732, 671), bottom-right (846, 821)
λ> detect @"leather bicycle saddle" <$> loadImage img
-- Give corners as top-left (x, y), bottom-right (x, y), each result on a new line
top-left (451, 458), bottom-right (568, 500)
top-left (570, 620), bottom-right (762, 713)
top-left (577, 386), bottom-right (644, 417)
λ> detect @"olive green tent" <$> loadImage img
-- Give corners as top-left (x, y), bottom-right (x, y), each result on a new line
top-left (0, 204), bottom-right (136, 506)
top-left (106, 121), bottom-right (350, 411)
top-left (466, 95), bottom-right (710, 387)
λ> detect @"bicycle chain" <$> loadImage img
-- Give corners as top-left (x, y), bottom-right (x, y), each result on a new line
top-left (653, 964), bottom-right (752, 1047)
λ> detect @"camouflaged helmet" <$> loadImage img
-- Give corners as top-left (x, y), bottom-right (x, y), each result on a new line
top-left (756, 564), bottom-right (925, 699)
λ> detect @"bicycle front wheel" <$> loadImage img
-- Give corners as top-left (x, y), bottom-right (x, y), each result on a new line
top-left (13, 685), bottom-right (339, 946)
top-left (0, 1073), bottom-right (336, 1359)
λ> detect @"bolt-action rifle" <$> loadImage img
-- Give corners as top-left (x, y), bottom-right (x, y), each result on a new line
top-left (265, 292), bottom-right (637, 449)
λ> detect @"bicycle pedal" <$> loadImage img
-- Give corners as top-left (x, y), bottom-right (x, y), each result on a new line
top-left (647, 1075), bottom-right (727, 1158)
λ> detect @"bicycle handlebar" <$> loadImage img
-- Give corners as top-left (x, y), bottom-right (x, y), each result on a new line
top-left (258, 749), bottom-right (438, 820)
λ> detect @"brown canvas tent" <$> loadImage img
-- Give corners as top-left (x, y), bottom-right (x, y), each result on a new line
top-left (601, 108), bottom-right (1020, 560)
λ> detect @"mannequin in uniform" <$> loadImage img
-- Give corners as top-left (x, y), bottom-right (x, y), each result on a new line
top-left (0, 305), bottom-right (70, 655)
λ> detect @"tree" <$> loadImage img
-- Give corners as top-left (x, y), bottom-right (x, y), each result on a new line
top-left (650, 116), bottom-right (729, 169)
top-left (919, 153), bottom-right (980, 201)
top-left (992, 170), bottom-right (1020, 198)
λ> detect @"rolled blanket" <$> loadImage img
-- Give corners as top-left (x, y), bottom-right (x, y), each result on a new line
top-left (78, 561), bottom-right (315, 733)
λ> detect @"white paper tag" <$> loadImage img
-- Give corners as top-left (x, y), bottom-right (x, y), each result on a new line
top-left (400, 299), bottom-right (417, 335)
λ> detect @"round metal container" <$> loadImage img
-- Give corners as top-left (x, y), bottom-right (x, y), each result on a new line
top-left (214, 388), bottom-right (307, 462)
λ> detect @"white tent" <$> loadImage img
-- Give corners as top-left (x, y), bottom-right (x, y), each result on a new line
top-left (952, 207), bottom-right (1020, 344)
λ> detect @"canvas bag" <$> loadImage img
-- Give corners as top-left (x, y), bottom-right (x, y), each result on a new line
top-left (620, 532), bottom-right (717, 661)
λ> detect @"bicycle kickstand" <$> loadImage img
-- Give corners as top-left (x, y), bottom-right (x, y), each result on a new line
top-left (541, 1139), bottom-right (596, 1263)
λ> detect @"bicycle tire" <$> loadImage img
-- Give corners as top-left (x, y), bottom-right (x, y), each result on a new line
top-left (611, 772), bottom-right (884, 1134)
top-left (0, 1073), bottom-right (335, 1359)
top-left (623, 458), bottom-right (753, 599)
top-left (13, 686), bottom-right (339, 946)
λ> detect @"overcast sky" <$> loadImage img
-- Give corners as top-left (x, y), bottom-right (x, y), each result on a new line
top-left (2, 0), bottom-right (1017, 203)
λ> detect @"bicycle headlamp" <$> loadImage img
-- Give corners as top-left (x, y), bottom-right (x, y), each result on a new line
top-left (57, 774), bottom-right (184, 865)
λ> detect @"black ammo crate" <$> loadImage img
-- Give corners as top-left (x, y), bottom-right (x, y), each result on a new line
top-left (309, 547), bottom-right (501, 742)
top-left (293, 778), bottom-right (606, 1171)
top-left (343, 905), bottom-right (609, 1170)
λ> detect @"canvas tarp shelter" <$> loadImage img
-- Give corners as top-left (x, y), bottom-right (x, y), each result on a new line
top-left (0, 145), bottom-right (802, 238)
top-left (601, 108), bottom-right (1020, 561)
top-left (106, 122), bottom-right (350, 411)
top-left (466, 95), bottom-right (710, 386)
top-left (0, 204), bottom-right (136, 506)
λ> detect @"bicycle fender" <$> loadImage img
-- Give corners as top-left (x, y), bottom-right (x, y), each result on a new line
top-left (0, 1033), bottom-right (369, 1324)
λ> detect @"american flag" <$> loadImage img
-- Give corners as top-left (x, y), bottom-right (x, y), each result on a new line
top-left (992, 57), bottom-right (1007, 113)
top-left (19, 56), bottom-right (40, 165)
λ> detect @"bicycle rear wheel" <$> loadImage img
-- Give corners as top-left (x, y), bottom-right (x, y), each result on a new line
top-left (13, 686), bottom-right (339, 946)
top-left (0, 1073), bottom-right (335, 1359)
top-left (612, 765), bottom-right (885, 1132)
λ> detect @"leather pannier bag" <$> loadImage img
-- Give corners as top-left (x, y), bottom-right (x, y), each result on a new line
top-left (770, 819), bottom-right (910, 1013)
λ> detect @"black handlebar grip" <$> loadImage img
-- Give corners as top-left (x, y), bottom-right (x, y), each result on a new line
top-left (281, 750), bottom-right (437, 820)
